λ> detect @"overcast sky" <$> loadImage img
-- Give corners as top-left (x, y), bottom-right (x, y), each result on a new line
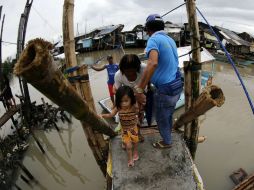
top-left (1, 0), bottom-right (254, 60)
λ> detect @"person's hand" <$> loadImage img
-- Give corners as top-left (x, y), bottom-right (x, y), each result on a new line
top-left (135, 93), bottom-right (146, 106)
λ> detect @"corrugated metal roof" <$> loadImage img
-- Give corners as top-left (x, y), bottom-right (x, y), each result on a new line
top-left (165, 22), bottom-right (181, 28)
top-left (94, 24), bottom-right (124, 38)
top-left (165, 28), bottom-right (181, 33)
top-left (216, 26), bottom-right (251, 46)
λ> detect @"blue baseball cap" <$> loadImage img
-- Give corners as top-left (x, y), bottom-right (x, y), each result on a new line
top-left (146, 14), bottom-right (164, 23)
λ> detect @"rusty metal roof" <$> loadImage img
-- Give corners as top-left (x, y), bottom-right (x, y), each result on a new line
top-left (215, 26), bottom-right (251, 46)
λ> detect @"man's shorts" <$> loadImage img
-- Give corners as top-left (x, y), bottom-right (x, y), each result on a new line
top-left (107, 84), bottom-right (114, 97)
top-left (122, 126), bottom-right (139, 144)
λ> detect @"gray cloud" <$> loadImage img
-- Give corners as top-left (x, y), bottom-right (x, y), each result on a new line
top-left (1, 0), bottom-right (254, 60)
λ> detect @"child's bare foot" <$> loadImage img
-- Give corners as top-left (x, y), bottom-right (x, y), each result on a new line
top-left (133, 152), bottom-right (139, 161)
top-left (128, 160), bottom-right (134, 167)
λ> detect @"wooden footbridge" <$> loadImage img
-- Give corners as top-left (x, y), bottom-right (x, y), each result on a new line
top-left (110, 129), bottom-right (203, 190)
top-left (12, 0), bottom-right (228, 189)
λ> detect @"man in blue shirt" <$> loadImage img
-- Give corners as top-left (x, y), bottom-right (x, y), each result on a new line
top-left (92, 55), bottom-right (119, 105)
top-left (135, 14), bottom-right (183, 148)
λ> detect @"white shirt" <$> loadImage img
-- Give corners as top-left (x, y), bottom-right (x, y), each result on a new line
top-left (114, 63), bottom-right (146, 90)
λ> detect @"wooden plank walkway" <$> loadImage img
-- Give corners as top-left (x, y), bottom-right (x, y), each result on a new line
top-left (111, 130), bottom-right (203, 190)
top-left (0, 105), bottom-right (21, 128)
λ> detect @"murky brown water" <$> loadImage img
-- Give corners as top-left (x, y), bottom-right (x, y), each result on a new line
top-left (196, 62), bottom-right (254, 190)
top-left (4, 48), bottom-right (254, 190)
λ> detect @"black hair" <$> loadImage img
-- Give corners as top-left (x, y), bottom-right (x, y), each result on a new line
top-left (145, 20), bottom-right (165, 32)
top-left (115, 86), bottom-right (136, 109)
top-left (107, 55), bottom-right (113, 60)
top-left (119, 54), bottom-right (141, 74)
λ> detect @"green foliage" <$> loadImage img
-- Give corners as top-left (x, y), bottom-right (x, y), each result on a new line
top-left (1, 56), bottom-right (16, 76)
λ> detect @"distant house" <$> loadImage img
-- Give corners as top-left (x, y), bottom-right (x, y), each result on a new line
top-left (215, 26), bottom-right (251, 55)
top-left (132, 25), bottom-right (149, 47)
top-left (122, 25), bottom-right (148, 48)
top-left (238, 32), bottom-right (254, 53)
top-left (164, 21), bottom-right (182, 47)
top-left (183, 22), bottom-right (220, 49)
top-left (76, 37), bottom-right (93, 52)
top-left (75, 24), bottom-right (124, 52)
top-left (122, 31), bottom-right (137, 47)
top-left (52, 40), bottom-right (64, 56)
top-left (198, 22), bottom-right (221, 49)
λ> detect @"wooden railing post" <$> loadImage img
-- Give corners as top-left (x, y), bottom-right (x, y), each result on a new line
top-left (62, 0), bottom-right (108, 175)
top-left (183, 61), bottom-right (192, 146)
top-left (186, 0), bottom-right (201, 159)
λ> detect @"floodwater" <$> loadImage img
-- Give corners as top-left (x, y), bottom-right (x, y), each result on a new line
top-left (195, 62), bottom-right (254, 190)
top-left (1, 48), bottom-right (253, 190)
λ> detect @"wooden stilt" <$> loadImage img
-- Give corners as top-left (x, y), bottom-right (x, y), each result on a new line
top-left (186, 0), bottom-right (201, 159)
top-left (14, 184), bottom-right (22, 190)
top-left (183, 61), bottom-right (192, 147)
top-left (20, 174), bottom-right (30, 185)
top-left (18, 163), bottom-right (34, 180)
top-left (0, 12), bottom-right (5, 72)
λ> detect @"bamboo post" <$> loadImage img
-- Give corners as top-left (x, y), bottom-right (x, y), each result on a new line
top-left (183, 61), bottom-right (192, 146)
top-left (16, 0), bottom-right (33, 123)
top-left (0, 6), bottom-right (2, 21)
top-left (174, 85), bottom-right (225, 128)
top-left (14, 39), bottom-right (116, 138)
top-left (77, 66), bottom-right (108, 158)
top-left (0, 10), bottom-right (4, 75)
top-left (186, 0), bottom-right (201, 159)
top-left (62, 0), bottom-right (108, 175)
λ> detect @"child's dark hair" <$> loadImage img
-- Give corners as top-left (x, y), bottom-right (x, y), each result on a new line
top-left (115, 86), bottom-right (136, 109)
top-left (119, 54), bottom-right (141, 74)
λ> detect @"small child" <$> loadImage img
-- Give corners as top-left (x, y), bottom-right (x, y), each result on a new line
top-left (91, 55), bottom-right (119, 106)
top-left (101, 86), bottom-right (139, 167)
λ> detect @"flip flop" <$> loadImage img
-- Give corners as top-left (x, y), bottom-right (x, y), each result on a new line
top-left (152, 140), bottom-right (172, 149)
top-left (133, 153), bottom-right (139, 161)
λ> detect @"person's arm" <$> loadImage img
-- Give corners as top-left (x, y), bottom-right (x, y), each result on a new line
top-left (135, 50), bottom-right (158, 104)
top-left (134, 103), bottom-right (139, 115)
top-left (137, 50), bottom-right (158, 90)
top-left (91, 64), bottom-right (106, 71)
top-left (113, 71), bottom-right (121, 92)
top-left (101, 107), bottom-right (118, 118)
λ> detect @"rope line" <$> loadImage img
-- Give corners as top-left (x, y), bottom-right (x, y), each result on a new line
top-left (32, 6), bottom-right (59, 33)
top-left (196, 6), bottom-right (254, 114)
top-left (178, 46), bottom-right (202, 58)
top-left (1, 40), bottom-right (17, 45)
top-left (161, 2), bottom-right (186, 18)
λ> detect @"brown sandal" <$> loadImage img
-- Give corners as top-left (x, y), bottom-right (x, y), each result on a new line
top-left (133, 153), bottom-right (139, 161)
top-left (152, 140), bottom-right (172, 149)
